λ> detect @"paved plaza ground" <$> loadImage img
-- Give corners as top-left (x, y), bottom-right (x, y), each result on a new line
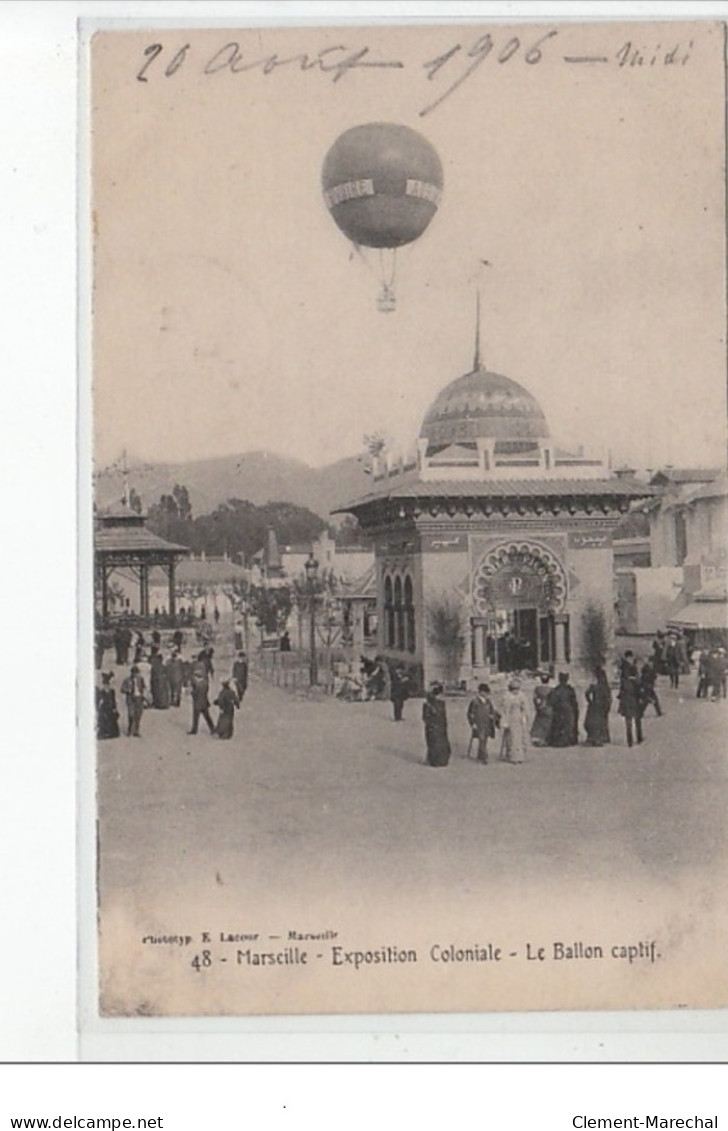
top-left (94, 650), bottom-right (728, 1016)
top-left (98, 661), bottom-right (727, 899)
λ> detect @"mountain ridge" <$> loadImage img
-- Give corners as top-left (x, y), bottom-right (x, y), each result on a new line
top-left (94, 448), bottom-right (372, 521)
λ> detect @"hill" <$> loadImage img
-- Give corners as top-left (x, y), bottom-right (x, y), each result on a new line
top-left (94, 449), bottom-right (372, 521)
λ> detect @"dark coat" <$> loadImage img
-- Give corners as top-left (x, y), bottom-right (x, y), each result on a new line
top-left (467, 694), bottom-right (498, 739)
top-left (423, 694), bottom-right (451, 766)
top-left (584, 676), bottom-right (611, 746)
top-left (96, 686), bottom-right (120, 739)
top-left (191, 671), bottom-right (211, 710)
top-left (150, 653), bottom-right (170, 709)
top-left (548, 683), bottom-right (579, 746)
top-left (232, 659), bottom-right (249, 695)
top-left (618, 661), bottom-right (642, 718)
top-left (214, 685), bottom-right (238, 739)
top-left (389, 669), bottom-right (410, 703)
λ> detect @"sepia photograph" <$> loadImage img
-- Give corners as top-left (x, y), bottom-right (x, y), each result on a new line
top-left (88, 17), bottom-right (728, 1019)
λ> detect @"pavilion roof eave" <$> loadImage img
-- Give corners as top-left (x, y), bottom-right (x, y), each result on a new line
top-left (94, 530), bottom-right (190, 555)
top-left (332, 477), bottom-right (657, 516)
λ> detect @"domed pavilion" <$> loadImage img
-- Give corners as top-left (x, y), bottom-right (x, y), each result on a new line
top-left (336, 322), bottom-right (654, 689)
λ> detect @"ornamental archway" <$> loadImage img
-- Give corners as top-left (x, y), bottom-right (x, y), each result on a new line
top-left (471, 541), bottom-right (568, 671)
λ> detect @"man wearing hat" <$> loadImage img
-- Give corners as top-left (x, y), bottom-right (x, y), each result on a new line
top-left (188, 661), bottom-right (215, 736)
top-left (466, 683), bottom-right (499, 764)
top-left (120, 664), bottom-right (146, 738)
top-left (232, 650), bottom-right (249, 704)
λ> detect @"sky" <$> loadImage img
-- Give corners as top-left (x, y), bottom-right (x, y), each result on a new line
top-left (92, 17), bottom-right (727, 473)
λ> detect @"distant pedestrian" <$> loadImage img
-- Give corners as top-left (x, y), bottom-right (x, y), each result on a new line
top-left (530, 672), bottom-right (553, 747)
top-left (707, 648), bottom-right (724, 701)
top-left (717, 648), bottom-right (728, 699)
top-left (696, 649), bottom-right (710, 698)
top-left (422, 683), bottom-right (451, 767)
top-left (96, 672), bottom-right (120, 739)
top-left (213, 679), bottom-right (238, 739)
top-left (197, 645), bottom-right (215, 679)
top-left (232, 651), bottom-right (249, 703)
top-left (172, 628), bottom-right (184, 652)
top-left (618, 651), bottom-right (643, 747)
top-left (121, 665), bottom-right (146, 737)
top-left (466, 683), bottom-right (499, 763)
top-left (547, 672), bottom-right (579, 747)
top-left (213, 606), bottom-right (220, 625)
top-left (279, 630), bottom-right (291, 652)
top-left (584, 666), bottom-right (612, 746)
top-left (95, 632), bottom-right (106, 671)
top-left (149, 648), bottom-right (170, 709)
top-left (501, 678), bottom-right (529, 763)
top-left (665, 636), bottom-right (680, 689)
top-left (389, 663), bottom-right (410, 722)
top-left (188, 664), bottom-right (215, 735)
top-left (165, 648), bottom-right (185, 707)
top-left (639, 657), bottom-right (663, 717)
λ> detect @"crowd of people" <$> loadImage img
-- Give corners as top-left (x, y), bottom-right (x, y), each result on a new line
top-left (96, 617), bottom-right (726, 771)
top-left (95, 626), bottom-right (250, 742)
top-left (416, 632), bottom-right (727, 768)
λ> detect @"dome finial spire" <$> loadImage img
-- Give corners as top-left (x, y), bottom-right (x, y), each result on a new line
top-left (473, 289), bottom-right (482, 370)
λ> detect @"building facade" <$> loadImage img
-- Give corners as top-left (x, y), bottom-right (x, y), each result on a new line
top-left (337, 347), bottom-right (653, 689)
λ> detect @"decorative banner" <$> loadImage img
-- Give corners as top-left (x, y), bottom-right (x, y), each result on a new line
top-left (568, 531), bottom-right (612, 549)
top-left (422, 533), bottom-right (465, 552)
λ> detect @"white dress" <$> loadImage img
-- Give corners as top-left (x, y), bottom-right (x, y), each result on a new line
top-left (501, 690), bottom-right (529, 763)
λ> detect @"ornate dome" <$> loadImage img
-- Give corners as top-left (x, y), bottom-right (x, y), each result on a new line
top-left (420, 367), bottom-right (550, 450)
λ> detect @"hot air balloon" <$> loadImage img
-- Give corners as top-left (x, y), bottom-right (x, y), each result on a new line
top-left (322, 122), bottom-right (443, 312)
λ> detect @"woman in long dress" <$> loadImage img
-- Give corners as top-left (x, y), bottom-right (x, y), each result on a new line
top-left (96, 672), bottom-right (120, 739)
top-left (501, 678), bottom-right (529, 763)
top-left (165, 648), bottom-right (185, 708)
top-left (547, 672), bottom-right (579, 746)
top-left (584, 666), bottom-right (612, 746)
top-left (213, 679), bottom-right (238, 739)
top-left (422, 683), bottom-right (451, 767)
top-left (149, 647), bottom-right (170, 709)
top-left (530, 672), bottom-right (553, 746)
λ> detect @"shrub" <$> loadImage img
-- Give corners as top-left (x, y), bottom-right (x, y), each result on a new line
top-left (581, 601), bottom-right (609, 672)
top-left (426, 594), bottom-right (467, 685)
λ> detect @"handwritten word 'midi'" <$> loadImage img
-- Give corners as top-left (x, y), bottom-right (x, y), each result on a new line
top-left (203, 41), bottom-right (404, 83)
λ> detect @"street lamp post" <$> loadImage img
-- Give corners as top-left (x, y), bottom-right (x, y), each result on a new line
top-left (305, 552), bottom-right (319, 686)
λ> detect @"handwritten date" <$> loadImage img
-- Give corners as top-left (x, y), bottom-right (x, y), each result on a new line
top-left (135, 30), bottom-right (694, 114)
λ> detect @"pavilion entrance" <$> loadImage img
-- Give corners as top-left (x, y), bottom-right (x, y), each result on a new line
top-left (470, 541), bottom-right (570, 673)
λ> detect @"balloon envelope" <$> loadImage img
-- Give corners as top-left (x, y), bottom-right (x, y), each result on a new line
top-left (322, 122), bottom-right (443, 250)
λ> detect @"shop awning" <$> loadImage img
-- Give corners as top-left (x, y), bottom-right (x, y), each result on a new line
top-left (668, 602), bottom-right (728, 630)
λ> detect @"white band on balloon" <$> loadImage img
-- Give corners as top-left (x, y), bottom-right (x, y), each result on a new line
top-left (323, 179), bottom-right (375, 208)
top-left (324, 177), bottom-right (442, 210)
top-left (405, 179), bottom-right (442, 205)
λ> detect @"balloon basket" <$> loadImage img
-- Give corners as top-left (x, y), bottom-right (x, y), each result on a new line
top-left (377, 285), bottom-right (396, 314)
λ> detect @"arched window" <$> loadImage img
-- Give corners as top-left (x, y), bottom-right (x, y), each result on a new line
top-left (394, 576), bottom-right (405, 651)
top-left (384, 575), bottom-right (395, 648)
top-left (404, 575), bottom-right (415, 653)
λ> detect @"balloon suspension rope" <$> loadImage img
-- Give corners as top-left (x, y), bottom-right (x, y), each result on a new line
top-left (377, 248), bottom-right (397, 313)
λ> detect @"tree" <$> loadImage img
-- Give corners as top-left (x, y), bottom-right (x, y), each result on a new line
top-left (426, 594), bottom-right (467, 686)
top-left (128, 487), bottom-right (143, 514)
top-left (256, 501), bottom-right (326, 548)
top-left (330, 515), bottom-right (368, 548)
top-left (248, 585), bottom-right (292, 635)
top-left (172, 483), bottom-right (193, 521)
top-left (581, 601), bottom-right (609, 672)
